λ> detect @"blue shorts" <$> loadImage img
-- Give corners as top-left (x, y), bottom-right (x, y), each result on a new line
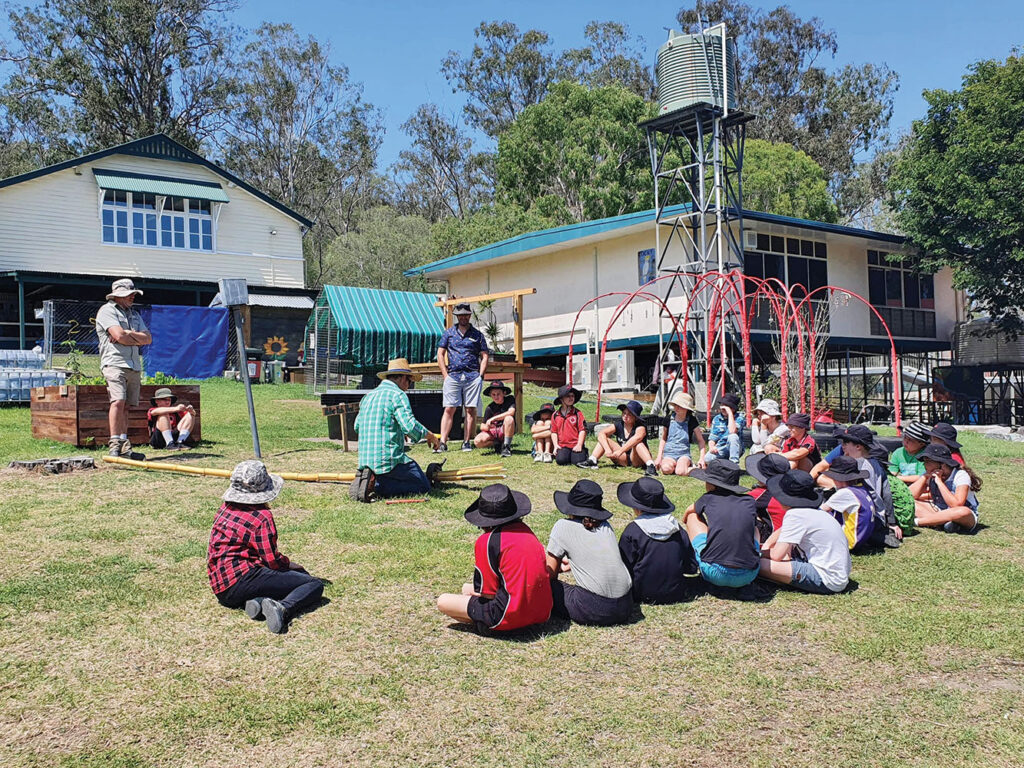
top-left (691, 533), bottom-right (759, 588)
top-left (442, 373), bottom-right (483, 409)
top-left (788, 558), bottom-right (837, 594)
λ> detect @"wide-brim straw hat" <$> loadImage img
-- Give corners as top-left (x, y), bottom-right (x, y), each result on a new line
top-left (107, 278), bottom-right (143, 300)
top-left (222, 460), bottom-right (284, 505)
top-left (669, 390), bottom-right (695, 412)
top-left (150, 387), bottom-right (177, 406)
top-left (377, 358), bottom-right (423, 381)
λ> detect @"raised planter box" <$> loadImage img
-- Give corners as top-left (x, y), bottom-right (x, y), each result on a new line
top-left (30, 385), bottom-right (202, 447)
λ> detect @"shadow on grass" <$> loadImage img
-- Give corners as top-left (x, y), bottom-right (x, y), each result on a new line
top-left (701, 581), bottom-right (778, 603)
top-left (445, 614), bottom-right (574, 641)
top-left (144, 451), bottom-right (225, 461)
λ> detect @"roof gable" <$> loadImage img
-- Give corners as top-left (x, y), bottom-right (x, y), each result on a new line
top-left (0, 133), bottom-right (313, 228)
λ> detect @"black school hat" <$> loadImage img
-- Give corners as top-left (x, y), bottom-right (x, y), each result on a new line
top-left (718, 393), bottom-right (740, 411)
top-left (837, 424), bottom-right (876, 448)
top-left (533, 403), bottom-right (555, 420)
top-left (925, 422), bottom-right (961, 450)
top-left (688, 458), bottom-right (748, 495)
top-left (823, 455), bottom-right (869, 482)
top-left (766, 470), bottom-right (824, 508)
top-left (464, 484), bottom-right (532, 528)
top-left (785, 412), bottom-right (811, 430)
top-left (483, 381), bottom-right (512, 398)
top-left (745, 452), bottom-right (791, 486)
top-left (556, 384), bottom-right (583, 404)
top-left (553, 479), bottom-right (612, 521)
top-left (617, 400), bottom-right (643, 418)
top-left (616, 476), bottom-right (675, 515)
top-left (920, 443), bottom-right (959, 468)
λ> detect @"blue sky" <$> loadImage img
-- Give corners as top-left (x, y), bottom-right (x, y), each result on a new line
top-left (235, 0), bottom-right (1022, 167)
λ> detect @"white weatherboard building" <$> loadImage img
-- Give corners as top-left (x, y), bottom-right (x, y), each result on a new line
top-left (406, 207), bottom-right (965, 396)
top-left (0, 133), bottom-right (313, 348)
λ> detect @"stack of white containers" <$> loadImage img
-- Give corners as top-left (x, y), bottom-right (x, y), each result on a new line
top-left (0, 350), bottom-right (66, 403)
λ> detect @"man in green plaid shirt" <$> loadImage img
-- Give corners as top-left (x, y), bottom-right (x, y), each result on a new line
top-left (351, 358), bottom-right (439, 501)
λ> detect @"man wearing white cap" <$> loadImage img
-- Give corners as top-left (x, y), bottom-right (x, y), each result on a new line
top-left (96, 278), bottom-right (151, 457)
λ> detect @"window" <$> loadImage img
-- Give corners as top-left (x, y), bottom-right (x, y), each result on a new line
top-left (103, 191), bottom-right (215, 252)
top-left (743, 234), bottom-right (829, 330)
top-left (866, 250), bottom-right (936, 337)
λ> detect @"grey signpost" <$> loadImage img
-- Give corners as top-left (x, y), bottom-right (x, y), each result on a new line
top-left (218, 278), bottom-right (261, 458)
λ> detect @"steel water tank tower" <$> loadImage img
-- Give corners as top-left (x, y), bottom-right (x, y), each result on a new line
top-left (656, 29), bottom-right (739, 115)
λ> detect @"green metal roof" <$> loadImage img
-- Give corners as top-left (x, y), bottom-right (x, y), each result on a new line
top-left (93, 168), bottom-right (230, 203)
top-left (311, 286), bottom-right (444, 374)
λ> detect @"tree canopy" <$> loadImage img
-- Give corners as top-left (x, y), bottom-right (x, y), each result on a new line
top-left (742, 140), bottom-right (838, 223)
top-left (889, 54), bottom-right (1024, 332)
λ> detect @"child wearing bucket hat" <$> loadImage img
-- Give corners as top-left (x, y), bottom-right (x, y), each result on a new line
top-left (551, 385), bottom-right (588, 466)
top-left (745, 452), bottom-right (792, 532)
top-left (208, 461), bottom-right (324, 634)
top-left (655, 390), bottom-right (706, 476)
top-left (758, 470), bottom-right (851, 594)
top-left (749, 398), bottom-right (789, 455)
top-left (704, 393), bottom-right (746, 464)
top-left (473, 381), bottom-right (516, 457)
top-left (888, 420), bottom-right (931, 483)
top-left (820, 455), bottom-right (885, 551)
top-left (778, 413), bottom-right (821, 471)
top-left (616, 478), bottom-right (699, 604)
top-left (147, 387), bottom-right (197, 450)
top-left (679, 459), bottom-right (761, 589)
top-left (546, 480), bottom-right (634, 625)
top-left (530, 403), bottom-right (556, 463)
top-left (909, 444), bottom-right (982, 533)
top-left (436, 484), bottom-right (553, 632)
top-left (577, 400), bottom-right (657, 475)
top-left (925, 422), bottom-right (966, 466)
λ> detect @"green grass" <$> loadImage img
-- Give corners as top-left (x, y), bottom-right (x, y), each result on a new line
top-left (0, 379), bottom-right (1022, 767)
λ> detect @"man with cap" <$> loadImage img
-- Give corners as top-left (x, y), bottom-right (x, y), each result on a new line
top-left (96, 278), bottom-right (152, 458)
top-left (758, 470), bottom-right (852, 594)
top-left (437, 302), bottom-right (489, 452)
top-left (436, 484), bottom-right (552, 633)
top-left (147, 387), bottom-right (198, 450)
top-left (473, 381), bottom-right (516, 457)
top-left (351, 358), bottom-right (440, 502)
top-left (703, 393), bottom-right (746, 464)
top-left (577, 399), bottom-right (658, 475)
top-left (889, 420), bottom-right (931, 484)
top-left (749, 398), bottom-right (789, 455)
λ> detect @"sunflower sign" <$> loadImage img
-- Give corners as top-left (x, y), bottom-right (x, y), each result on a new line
top-left (263, 336), bottom-right (289, 360)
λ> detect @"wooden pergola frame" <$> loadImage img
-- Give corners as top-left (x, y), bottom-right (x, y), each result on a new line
top-left (412, 288), bottom-right (536, 433)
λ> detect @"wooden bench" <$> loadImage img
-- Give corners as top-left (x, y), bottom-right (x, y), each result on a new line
top-left (31, 385), bottom-right (202, 447)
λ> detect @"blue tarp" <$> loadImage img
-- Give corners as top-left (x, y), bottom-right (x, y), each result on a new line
top-left (141, 305), bottom-right (228, 379)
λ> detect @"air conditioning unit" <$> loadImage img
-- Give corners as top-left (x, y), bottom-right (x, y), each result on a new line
top-left (743, 229), bottom-right (758, 250)
top-left (566, 353), bottom-right (598, 391)
top-left (601, 350), bottom-right (636, 391)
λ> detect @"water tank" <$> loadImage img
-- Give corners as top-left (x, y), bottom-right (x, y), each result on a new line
top-left (656, 29), bottom-right (739, 115)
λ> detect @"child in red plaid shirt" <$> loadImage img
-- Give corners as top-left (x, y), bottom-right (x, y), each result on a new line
top-left (208, 460), bottom-right (323, 634)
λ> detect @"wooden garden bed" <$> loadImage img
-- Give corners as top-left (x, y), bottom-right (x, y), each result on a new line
top-left (30, 385), bottom-right (202, 447)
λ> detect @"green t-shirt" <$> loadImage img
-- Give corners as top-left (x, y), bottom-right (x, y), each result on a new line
top-left (888, 446), bottom-right (925, 477)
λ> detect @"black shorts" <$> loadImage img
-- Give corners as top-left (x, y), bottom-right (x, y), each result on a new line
top-left (149, 429), bottom-right (180, 448)
top-left (555, 447), bottom-right (588, 466)
top-left (551, 580), bottom-right (633, 626)
top-left (466, 595), bottom-right (506, 633)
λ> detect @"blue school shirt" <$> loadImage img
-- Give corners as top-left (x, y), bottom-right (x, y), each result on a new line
top-left (438, 324), bottom-right (489, 375)
top-left (707, 412), bottom-right (745, 445)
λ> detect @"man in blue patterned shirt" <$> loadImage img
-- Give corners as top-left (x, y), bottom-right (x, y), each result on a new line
top-left (437, 302), bottom-right (489, 452)
top-left (351, 358), bottom-right (439, 502)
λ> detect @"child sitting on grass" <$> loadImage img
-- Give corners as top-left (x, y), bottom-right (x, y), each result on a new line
top-left (820, 455), bottom-right (884, 551)
top-left (208, 460), bottom-right (324, 634)
top-left (617, 477), bottom-right (699, 604)
top-left (436, 484), bottom-right (553, 633)
top-left (681, 459), bottom-right (761, 590)
top-left (655, 390), bottom-right (705, 476)
top-left (530, 403), bottom-right (555, 463)
top-left (910, 444), bottom-right (982, 533)
top-left (577, 400), bottom-right (658, 475)
top-left (551, 385), bottom-right (588, 466)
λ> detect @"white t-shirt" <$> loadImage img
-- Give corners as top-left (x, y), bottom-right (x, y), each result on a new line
top-left (750, 421), bottom-right (790, 454)
top-left (778, 507), bottom-right (852, 592)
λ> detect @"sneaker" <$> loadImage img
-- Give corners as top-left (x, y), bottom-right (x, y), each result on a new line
top-left (533, 452), bottom-right (543, 463)
top-left (542, 452), bottom-right (553, 463)
top-left (244, 598), bottom-right (265, 621)
top-left (576, 458), bottom-right (598, 469)
top-left (433, 442), bottom-right (448, 454)
top-left (261, 598), bottom-right (288, 634)
top-left (165, 441), bottom-right (183, 451)
top-left (500, 444), bottom-right (512, 458)
top-left (645, 463), bottom-right (658, 477)
top-left (461, 441), bottom-right (473, 452)
top-left (883, 532), bottom-right (901, 549)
